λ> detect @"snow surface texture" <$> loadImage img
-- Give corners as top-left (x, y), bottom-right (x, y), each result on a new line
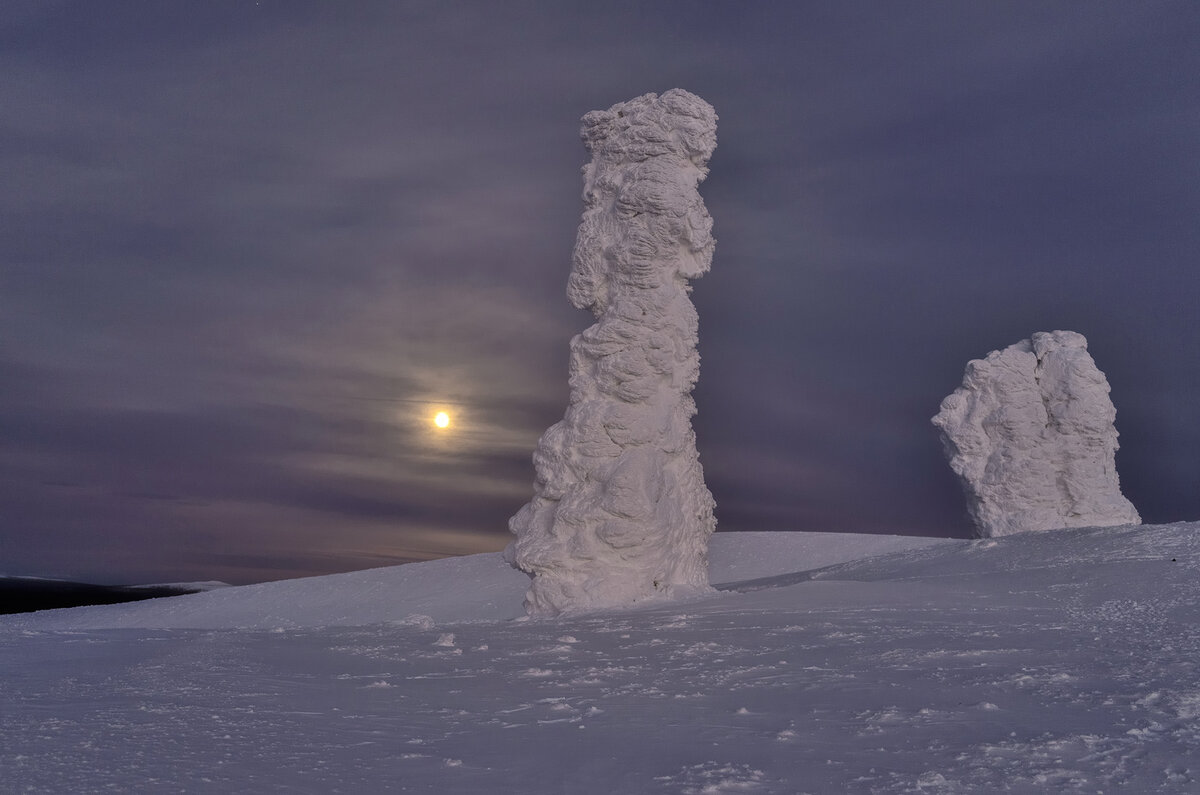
top-left (507, 89), bottom-right (719, 616)
top-left (933, 330), bottom-right (1141, 537)
top-left (4, 525), bottom-right (1199, 793)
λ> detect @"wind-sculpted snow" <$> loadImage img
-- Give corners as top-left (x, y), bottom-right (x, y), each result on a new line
top-left (933, 330), bottom-right (1140, 537)
top-left (506, 90), bottom-right (719, 615)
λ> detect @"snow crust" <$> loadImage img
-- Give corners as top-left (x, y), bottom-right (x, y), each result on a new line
top-left (933, 330), bottom-right (1140, 537)
top-left (507, 89), bottom-right (719, 615)
top-left (5, 524), bottom-right (1199, 793)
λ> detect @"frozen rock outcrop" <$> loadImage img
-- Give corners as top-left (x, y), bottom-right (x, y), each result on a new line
top-left (505, 89), bottom-right (718, 616)
top-left (932, 330), bottom-right (1140, 537)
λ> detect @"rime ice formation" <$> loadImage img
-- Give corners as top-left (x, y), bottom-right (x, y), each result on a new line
top-left (932, 330), bottom-right (1141, 537)
top-left (505, 89), bottom-right (718, 616)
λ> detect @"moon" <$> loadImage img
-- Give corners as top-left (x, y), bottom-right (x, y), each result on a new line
top-left (434, 411), bottom-right (450, 429)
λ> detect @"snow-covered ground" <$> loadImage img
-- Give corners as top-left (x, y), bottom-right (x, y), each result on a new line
top-left (3, 526), bottom-right (1197, 793)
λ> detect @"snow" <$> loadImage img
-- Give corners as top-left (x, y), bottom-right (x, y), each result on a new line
top-left (507, 89), bottom-right (719, 616)
top-left (0, 531), bottom-right (944, 632)
top-left (5, 551), bottom-right (530, 631)
top-left (933, 330), bottom-right (1141, 537)
top-left (4, 525), bottom-right (1199, 792)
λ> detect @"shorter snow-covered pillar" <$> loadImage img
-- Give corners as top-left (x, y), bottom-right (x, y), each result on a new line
top-left (932, 330), bottom-right (1140, 537)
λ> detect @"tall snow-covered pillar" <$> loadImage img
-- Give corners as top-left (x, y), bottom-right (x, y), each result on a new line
top-left (506, 89), bottom-right (718, 616)
top-left (932, 330), bottom-right (1141, 537)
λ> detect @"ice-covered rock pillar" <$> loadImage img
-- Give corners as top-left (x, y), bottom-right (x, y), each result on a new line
top-left (505, 89), bottom-right (718, 616)
top-left (932, 330), bottom-right (1141, 537)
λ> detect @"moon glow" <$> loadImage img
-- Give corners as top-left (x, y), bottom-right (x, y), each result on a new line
top-left (434, 411), bottom-right (451, 429)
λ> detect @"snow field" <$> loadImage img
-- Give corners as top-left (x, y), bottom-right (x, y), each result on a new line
top-left (2, 525), bottom-right (1197, 792)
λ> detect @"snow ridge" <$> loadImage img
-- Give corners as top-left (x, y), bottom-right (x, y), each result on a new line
top-left (506, 90), bottom-right (718, 615)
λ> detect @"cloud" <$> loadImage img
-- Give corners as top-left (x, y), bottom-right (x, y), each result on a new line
top-left (2, 1), bottom-right (1198, 581)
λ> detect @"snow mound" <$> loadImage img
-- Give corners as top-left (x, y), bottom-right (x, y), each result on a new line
top-left (2, 532), bottom-right (950, 631)
top-left (706, 530), bottom-right (949, 583)
top-left (3, 553), bottom-right (528, 631)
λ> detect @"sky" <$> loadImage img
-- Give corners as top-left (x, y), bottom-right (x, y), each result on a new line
top-left (2, 1), bottom-right (1197, 585)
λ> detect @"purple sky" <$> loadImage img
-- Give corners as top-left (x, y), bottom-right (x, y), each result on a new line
top-left (3, 1), bottom-right (1198, 584)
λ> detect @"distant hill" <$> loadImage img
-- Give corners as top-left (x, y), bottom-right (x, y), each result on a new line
top-left (0, 578), bottom-right (227, 615)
